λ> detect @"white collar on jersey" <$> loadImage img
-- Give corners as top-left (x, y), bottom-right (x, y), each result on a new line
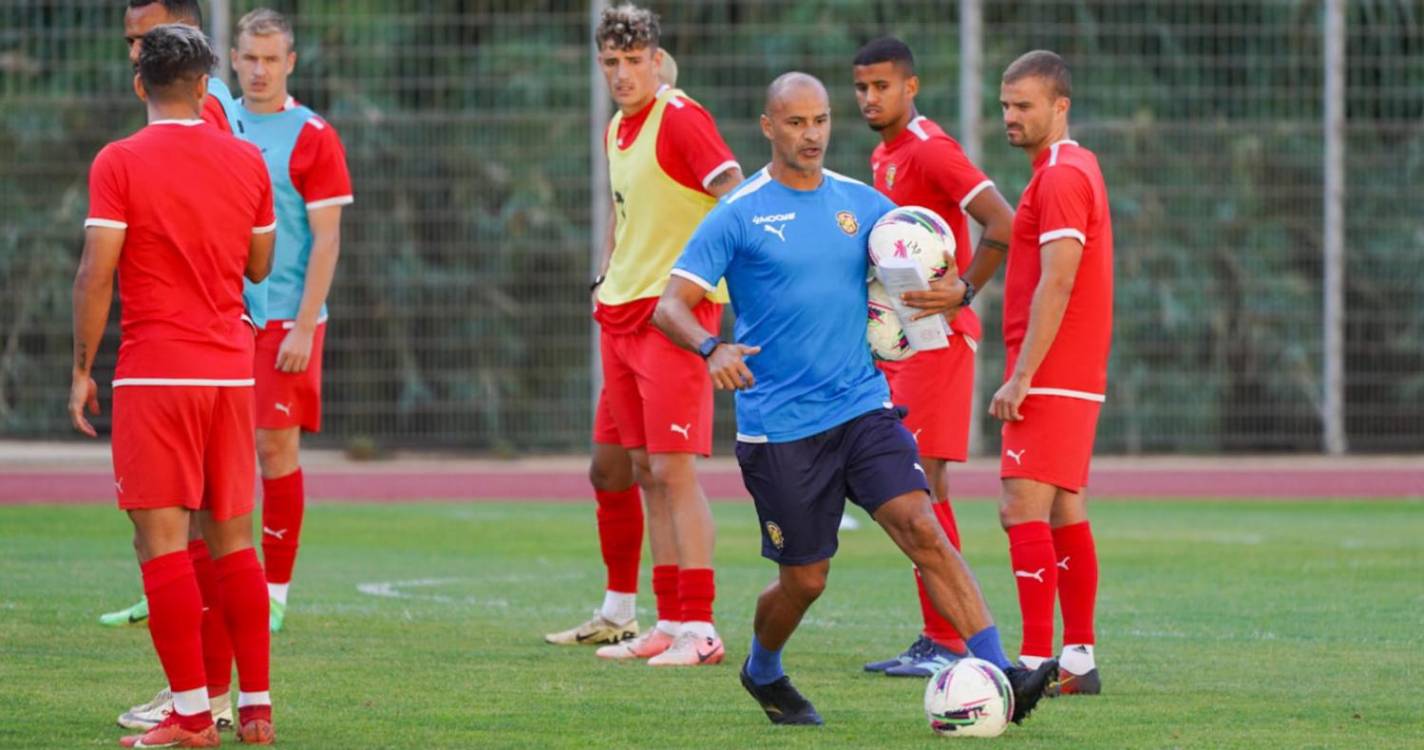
top-left (149, 119), bottom-right (204, 126)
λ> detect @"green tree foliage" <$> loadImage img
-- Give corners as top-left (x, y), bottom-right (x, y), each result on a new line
top-left (1, 1), bottom-right (1419, 452)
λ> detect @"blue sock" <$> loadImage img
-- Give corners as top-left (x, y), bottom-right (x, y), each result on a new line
top-left (966, 626), bottom-right (1012, 671)
top-left (746, 636), bottom-right (785, 686)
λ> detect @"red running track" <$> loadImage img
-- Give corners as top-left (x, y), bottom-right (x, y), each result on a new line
top-left (0, 467), bottom-right (1419, 503)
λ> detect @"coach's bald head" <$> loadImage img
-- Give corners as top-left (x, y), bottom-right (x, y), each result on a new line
top-left (764, 71), bottom-right (827, 116)
top-left (761, 72), bottom-right (831, 178)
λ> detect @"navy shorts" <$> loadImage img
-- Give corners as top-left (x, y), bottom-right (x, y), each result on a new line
top-left (735, 407), bottom-right (930, 566)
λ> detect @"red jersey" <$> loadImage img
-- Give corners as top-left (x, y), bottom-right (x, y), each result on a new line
top-left (598, 86), bottom-right (738, 330)
top-left (1003, 139), bottom-right (1114, 400)
top-left (85, 120), bottom-right (275, 384)
top-left (871, 116), bottom-right (994, 341)
top-left (201, 94), bottom-right (231, 134)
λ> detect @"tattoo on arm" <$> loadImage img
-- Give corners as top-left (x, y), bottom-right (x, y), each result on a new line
top-left (706, 168), bottom-right (742, 195)
top-left (75, 342), bottom-right (87, 371)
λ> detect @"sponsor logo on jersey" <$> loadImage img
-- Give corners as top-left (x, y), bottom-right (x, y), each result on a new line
top-left (836, 211), bottom-right (859, 235)
top-left (752, 212), bottom-right (796, 225)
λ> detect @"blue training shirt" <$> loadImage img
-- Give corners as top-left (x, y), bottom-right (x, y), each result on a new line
top-left (235, 98), bottom-right (353, 323)
top-left (207, 77), bottom-right (268, 328)
top-left (673, 166), bottom-right (897, 443)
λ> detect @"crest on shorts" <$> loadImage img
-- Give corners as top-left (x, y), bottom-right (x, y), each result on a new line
top-left (765, 521), bottom-right (785, 551)
top-left (885, 163), bottom-right (897, 191)
top-left (836, 211), bottom-right (859, 235)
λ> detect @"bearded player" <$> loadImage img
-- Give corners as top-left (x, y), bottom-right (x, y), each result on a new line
top-left (994, 50), bottom-right (1112, 696)
top-left (852, 37), bottom-right (1016, 677)
top-left (231, 7), bottom-right (354, 634)
top-left (73, 24), bottom-right (275, 746)
top-left (550, 4), bottom-right (744, 666)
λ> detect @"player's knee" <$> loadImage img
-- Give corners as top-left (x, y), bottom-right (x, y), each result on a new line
top-left (781, 565), bottom-right (828, 604)
top-left (588, 459), bottom-right (632, 492)
top-left (649, 455), bottom-right (695, 491)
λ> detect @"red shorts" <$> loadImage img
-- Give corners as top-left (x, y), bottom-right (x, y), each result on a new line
top-left (255, 321), bottom-right (325, 432)
top-left (877, 333), bottom-right (977, 462)
top-left (593, 388), bottom-right (620, 446)
top-left (599, 301), bottom-right (720, 455)
top-left (111, 385), bottom-right (256, 521)
top-left (1000, 394), bottom-right (1103, 492)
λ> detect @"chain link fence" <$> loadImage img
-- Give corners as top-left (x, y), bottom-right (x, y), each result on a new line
top-left (1, 1), bottom-right (1420, 453)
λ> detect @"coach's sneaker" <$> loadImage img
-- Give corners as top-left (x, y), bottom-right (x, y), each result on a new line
top-left (118, 713), bottom-right (219, 748)
top-left (863, 634), bottom-right (932, 673)
top-left (100, 597), bottom-right (149, 627)
top-left (1004, 659), bottom-right (1058, 724)
top-left (596, 627), bottom-right (674, 660)
top-left (118, 688), bottom-right (172, 731)
top-left (544, 610), bottom-right (639, 646)
top-left (883, 639), bottom-right (966, 678)
top-left (739, 660), bottom-right (824, 726)
top-left (647, 631), bottom-right (725, 666)
top-left (268, 597), bottom-right (286, 633)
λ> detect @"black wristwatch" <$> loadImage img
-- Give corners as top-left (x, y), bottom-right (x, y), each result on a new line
top-left (959, 276), bottom-right (977, 306)
top-left (589, 274), bottom-right (606, 292)
top-left (697, 336), bottom-right (721, 359)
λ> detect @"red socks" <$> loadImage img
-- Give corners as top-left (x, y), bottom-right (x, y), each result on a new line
top-left (188, 540), bottom-right (232, 697)
top-left (1053, 521), bottom-right (1099, 646)
top-left (916, 500), bottom-right (967, 653)
top-left (216, 548), bottom-right (270, 698)
top-left (594, 486), bottom-right (643, 594)
top-left (261, 469), bottom-right (305, 585)
top-left (1007, 521), bottom-right (1058, 659)
top-left (652, 565), bottom-right (681, 623)
top-left (677, 567), bottom-right (715, 623)
top-left (141, 550), bottom-right (206, 696)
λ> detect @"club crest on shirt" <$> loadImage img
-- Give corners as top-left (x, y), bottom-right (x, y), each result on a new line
top-left (836, 211), bottom-right (859, 235)
top-left (885, 163), bottom-right (897, 190)
top-left (765, 521), bottom-right (785, 550)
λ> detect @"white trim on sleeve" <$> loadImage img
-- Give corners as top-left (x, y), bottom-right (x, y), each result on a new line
top-left (960, 334), bottom-right (979, 353)
top-left (735, 432), bottom-right (769, 444)
top-left (670, 268), bottom-right (714, 292)
top-left (306, 195), bottom-right (354, 211)
top-left (700, 160), bottom-right (740, 189)
top-left (252, 222), bottom-right (276, 234)
top-left (112, 378), bottom-right (255, 387)
top-left (958, 179), bottom-right (994, 211)
top-left (278, 314), bottom-right (329, 330)
top-left (1026, 387), bottom-right (1105, 403)
top-left (1039, 228), bottom-right (1086, 245)
top-left (84, 218), bottom-right (127, 230)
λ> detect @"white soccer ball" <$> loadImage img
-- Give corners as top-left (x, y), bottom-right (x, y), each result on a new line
top-left (867, 280), bottom-right (913, 361)
top-left (868, 205), bottom-right (957, 281)
top-left (924, 658), bottom-right (1014, 739)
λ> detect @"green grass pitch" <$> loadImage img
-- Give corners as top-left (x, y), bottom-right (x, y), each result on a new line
top-left (2, 499), bottom-right (1421, 748)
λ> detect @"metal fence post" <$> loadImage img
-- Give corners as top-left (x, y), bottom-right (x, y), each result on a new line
top-left (589, 1), bottom-right (610, 413)
top-left (1323, 0), bottom-right (1347, 454)
top-left (959, 0), bottom-right (984, 455)
top-left (211, 0), bottom-right (230, 79)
